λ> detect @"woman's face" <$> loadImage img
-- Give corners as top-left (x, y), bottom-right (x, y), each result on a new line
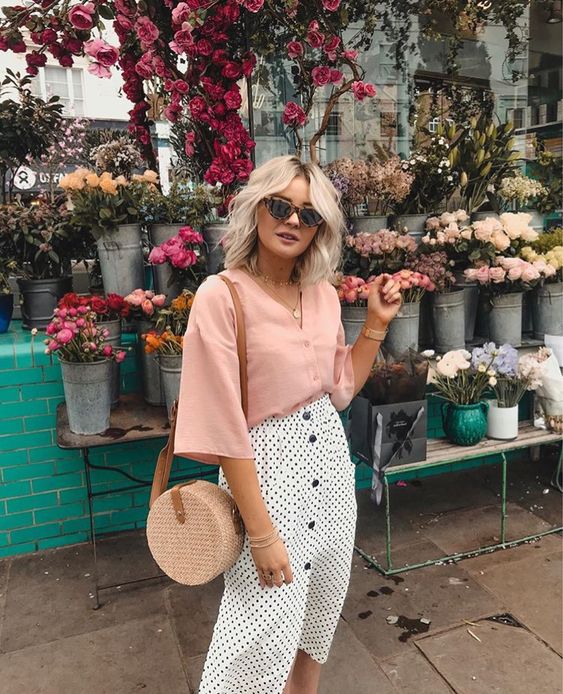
top-left (255, 176), bottom-right (323, 263)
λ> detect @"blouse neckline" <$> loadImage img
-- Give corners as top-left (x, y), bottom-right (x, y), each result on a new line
top-left (228, 267), bottom-right (305, 331)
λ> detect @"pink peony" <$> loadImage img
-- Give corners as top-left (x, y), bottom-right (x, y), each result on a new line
top-left (342, 49), bottom-right (358, 60)
top-left (56, 328), bottom-right (74, 345)
top-left (68, 3), bottom-right (96, 30)
top-left (102, 345), bottom-right (113, 357)
top-left (135, 16), bottom-right (160, 45)
top-left (282, 101), bottom-right (307, 127)
top-left (141, 299), bottom-right (154, 316)
top-left (115, 350), bottom-right (126, 363)
top-left (148, 247), bottom-right (167, 264)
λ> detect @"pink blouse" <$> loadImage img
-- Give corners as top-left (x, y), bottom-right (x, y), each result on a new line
top-left (174, 268), bottom-right (355, 465)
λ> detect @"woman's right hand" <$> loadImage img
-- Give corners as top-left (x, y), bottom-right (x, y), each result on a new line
top-left (251, 539), bottom-right (293, 589)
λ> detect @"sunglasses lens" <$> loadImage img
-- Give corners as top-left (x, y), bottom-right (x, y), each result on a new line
top-left (267, 198), bottom-right (292, 220)
top-left (299, 208), bottom-right (323, 227)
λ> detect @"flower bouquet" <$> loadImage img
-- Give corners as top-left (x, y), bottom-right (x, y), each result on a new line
top-left (471, 342), bottom-right (546, 439)
top-left (123, 289), bottom-right (167, 322)
top-left (44, 304), bottom-right (126, 435)
top-left (431, 347), bottom-right (496, 445)
top-left (148, 225), bottom-right (207, 295)
top-left (520, 242), bottom-right (563, 340)
top-left (496, 173), bottom-right (547, 212)
top-left (342, 229), bottom-right (417, 279)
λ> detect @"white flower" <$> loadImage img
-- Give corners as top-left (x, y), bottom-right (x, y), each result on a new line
top-left (31, 328), bottom-right (38, 336)
top-left (487, 369), bottom-right (496, 377)
top-left (478, 363), bottom-right (487, 373)
top-left (421, 350), bottom-right (435, 358)
top-left (447, 176), bottom-right (453, 181)
top-left (437, 168), bottom-right (442, 174)
top-left (489, 376), bottom-right (497, 386)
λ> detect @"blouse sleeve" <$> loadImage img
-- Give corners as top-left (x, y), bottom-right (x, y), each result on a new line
top-left (173, 277), bottom-right (254, 466)
top-left (329, 290), bottom-right (356, 412)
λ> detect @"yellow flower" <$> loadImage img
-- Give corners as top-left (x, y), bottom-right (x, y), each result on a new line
top-left (115, 175), bottom-right (128, 186)
top-left (99, 177), bottom-right (118, 195)
top-left (99, 171), bottom-right (113, 181)
top-left (142, 169), bottom-right (159, 184)
top-left (59, 173), bottom-right (85, 191)
top-left (85, 173), bottom-right (100, 188)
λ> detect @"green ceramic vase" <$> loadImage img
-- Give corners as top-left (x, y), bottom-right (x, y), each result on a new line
top-left (441, 401), bottom-right (489, 446)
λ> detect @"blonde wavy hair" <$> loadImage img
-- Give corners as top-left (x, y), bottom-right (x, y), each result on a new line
top-left (222, 155), bottom-right (345, 286)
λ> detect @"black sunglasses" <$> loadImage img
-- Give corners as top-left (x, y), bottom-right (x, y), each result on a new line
top-left (263, 196), bottom-right (324, 228)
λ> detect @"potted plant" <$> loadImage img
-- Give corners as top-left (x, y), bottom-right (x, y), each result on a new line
top-left (0, 197), bottom-right (87, 329)
top-left (58, 292), bottom-right (130, 406)
top-left (521, 232), bottom-right (563, 340)
top-left (432, 347), bottom-right (495, 446)
top-left (59, 167), bottom-right (159, 296)
top-left (393, 128), bottom-right (460, 236)
top-left (148, 225), bottom-right (207, 301)
top-left (472, 342), bottom-right (546, 440)
top-left (143, 290), bottom-right (194, 422)
top-left (44, 304), bottom-right (126, 435)
top-left (123, 288), bottom-right (167, 406)
top-left (382, 269), bottom-right (435, 357)
top-left (408, 251), bottom-right (462, 354)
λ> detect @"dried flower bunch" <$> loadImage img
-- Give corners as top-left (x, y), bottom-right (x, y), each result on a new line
top-left (342, 229), bottom-right (417, 278)
top-left (407, 251), bottom-right (456, 293)
top-left (44, 305), bottom-right (126, 364)
top-left (89, 135), bottom-right (144, 178)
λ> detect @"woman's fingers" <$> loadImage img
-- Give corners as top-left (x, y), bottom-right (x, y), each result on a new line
top-left (282, 562), bottom-right (293, 584)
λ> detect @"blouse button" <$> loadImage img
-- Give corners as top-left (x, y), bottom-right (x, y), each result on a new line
top-left (304, 340), bottom-right (311, 348)
top-left (313, 375), bottom-right (319, 382)
top-left (308, 521), bottom-right (315, 529)
top-left (312, 479), bottom-right (319, 488)
top-left (304, 562), bottom-right (311, 570)
top-left (302, 411), bottom-right (311, 421)
top-left (309, 434), bottom-right (317, 443)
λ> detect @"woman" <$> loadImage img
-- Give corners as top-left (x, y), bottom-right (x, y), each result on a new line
top-left (174, 155), bottom-right (401, 694)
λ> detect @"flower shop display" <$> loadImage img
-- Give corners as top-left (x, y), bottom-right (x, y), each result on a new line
top-left (432, 347), bottom-right (496, 446)
top-left (496, 173), bottom-right (547, 221)
top-left (124, 289), bottom-right (167, 406)
top-left (408, 251), bottom-right (463, 353)
top-left (144, 291), bottom-right (194, 421)
top-left (342, 229), bottom-right (418, 277)
top-left (44, 305), bottom-right (126, 435)
top-left (382, 270), bottom-right (435, 358)
top-left (522, 236), bottom-right (563, 340)
top-left (350, 350), bottom-right (429, 503)
top-left (472, 343), bottom-right (545, 440)
top-left (59, 167), bottom-right (159, 296)
top-left (335, 274), bottom-right (375, 344)
top-left (0, 197), bottom-right (91, 329)
top-left (58, 292), bottom-right (130, 406)
top-left (465, 256), bottom-right (553, 346)
top-left (148, 225), bottom-right (207, 301)
top-left (394, 128), bottom-right (460, 234)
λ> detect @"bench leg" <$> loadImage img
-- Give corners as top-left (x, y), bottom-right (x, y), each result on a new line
top-left (384, 476), bottom-right (392, 571)
top-left (500, 452), bottom-right (508, 544)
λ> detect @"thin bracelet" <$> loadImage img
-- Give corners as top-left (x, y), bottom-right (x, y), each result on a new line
top-left (250, 535), bottom-right (281, 549)
top-left (361, 324), bottom-right (388, 341)
top-left (249, 528), bottom-right (280, 548)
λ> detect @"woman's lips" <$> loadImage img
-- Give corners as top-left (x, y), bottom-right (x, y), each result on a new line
top-left (276, 232), bottom-right (299, 243)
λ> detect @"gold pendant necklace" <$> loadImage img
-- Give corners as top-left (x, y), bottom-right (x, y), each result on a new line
top-left (258, 278), bottom-right (301, 320)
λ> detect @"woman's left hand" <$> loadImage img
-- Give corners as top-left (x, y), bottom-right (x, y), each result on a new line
top-left (367, 274), bottom-right (402, 327)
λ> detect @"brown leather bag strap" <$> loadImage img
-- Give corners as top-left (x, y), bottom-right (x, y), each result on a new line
top-left (149, 275), bottom-right (248, 508)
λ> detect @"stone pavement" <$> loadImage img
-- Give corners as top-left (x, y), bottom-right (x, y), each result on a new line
top-left (0, 451), bottom-right (561, 694)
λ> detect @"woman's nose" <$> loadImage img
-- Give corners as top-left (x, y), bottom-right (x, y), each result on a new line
top-left (286, 211), bottom-right (300, 226)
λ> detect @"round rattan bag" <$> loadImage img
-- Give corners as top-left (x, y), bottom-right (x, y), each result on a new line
top-left (147, 480), bottom-right (245, 585)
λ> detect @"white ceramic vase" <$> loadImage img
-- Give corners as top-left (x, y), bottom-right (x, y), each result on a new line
top-left (487, 400), bottom-right (518, 440)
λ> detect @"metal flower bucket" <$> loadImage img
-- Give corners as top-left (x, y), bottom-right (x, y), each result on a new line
top-left (97, 224), bottom-right (145, 296)
top-left (384, 301), bottom-right (420, 358)
top-left (137, 320), bottom-right (165, 406)
top-left (60, 359), bottom-right (112, 435)
top-left (158, 353), bottom-right (183, 422)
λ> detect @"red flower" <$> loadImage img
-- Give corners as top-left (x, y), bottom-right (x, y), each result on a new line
top-left (352, 80), bottom-right (377, 101)
top-left (135, 16), bottom-right (160, 45)
top-left (322, 0), bottom-right (341, 10)
top-left (222, 61), bottom-right (242, 79)
top-left (282, 101), bottom-right (307, 126)
top-left (324, 35), bottom-right (341, 53)
top-left (90, 296), bottom-right (108, 315)
top-left (241, 0), bottom-right (264, 12)
top-left (287, 41), bottom-right (304, 59)
top-left (306, 21), bottom-right (324, 48)
top-left (224, 87), bottom-right (242, 110)
top-left (196, 38), bottom-right (213, 56)
top-left (311, 66), bottom-right (331, 86)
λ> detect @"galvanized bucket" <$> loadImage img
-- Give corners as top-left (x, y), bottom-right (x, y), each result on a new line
top-left (137, 320), bottom-right (165, 406)
top-left (17, 276), bottom-right (73, 330)
top-left (341, 305), bottom-right (368, 345)
top-left (526, 209), bottom-right (544, 233)
top-left (531, 281), bottom-right (563, 340)
top-left (349, 215), bottom-right (388, 234)
top-left (203, 222), bottom-right (228, 275)
top-left (432, 289), bottom-right (466, 354)
top-left (418, 293), bottom-right (434, 349)
top-left (454, 269), bottom-right (479, 342)
top-left (158, 353), bottom-right (183, 422)
top-left (149, 224), bottom-right (184, 303)
top-left (102, 319), bottom-right (122, 407)
top-left (384, 301), bottom-right (420, 358)
top-left (470, 211), bottom-right (500, 222)
top-left (60, 359), bottom-right (112, 435)
top-left (97, 224), bottom-right (145, 296)
top-left (489, 292), bottom-right (523, 346)
top-left (392, 213), bottom-right (428, 243)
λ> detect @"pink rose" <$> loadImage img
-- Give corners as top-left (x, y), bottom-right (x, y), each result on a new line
top-left (84, 39), bottom-right (119, 67)
top-left (306, 21), bottom-right (325, 48)
top-left (329, 69), bottom-right (343, 83)
top-left (148, 247), bottom-right (167, 264)
top-left (115, 350), bottom-right (126, 364)
top-left (311, 66), bottom-right (332, 86)
top-left (287, 41), bottom-right (304, 59)
top-left (521, 265), bottom-right (540, 283)
top-left (241, 0), bottom-right (264, 11)
top-left (56, 328), bottom-right (74, 345)
top-left (141, 299), bottom-right (154, 316)
top-left (282, 101), bottom-right (307, 127)
top-left (364, 82), bottom-right (377, 97)
top-left (224, 87), bottom-right (242, 110)
top-left (68, 3), bottom-right (96, 30)
top-left (489, 267), bottom-right (507, 283)
top-left (88, 63), bottom-right (111, 79)
top-left (135, 16), bottom-right (160, 45)
top-left (324, 35), bottom-right (341, 53)
top-left (102, 345), bottom-right (113, 357)
top-left (342, 49), bottom-right (358, 60)
top-left (352, 81), bottom-right (367, 100)
top-left (152, 294), bottom-right (166, 307)
top-left (322, 0), bottom-right (341, 9)
top-left (172, 2), bottom-right (191, 24)
top-left (125, 292), bottom-right (143, 307)
top-left (507, 267), bottom-right (523, 282)
top-left (222, 61), bottom-right (243, 79)
top-left (476, 266), bottom-right (492, 283)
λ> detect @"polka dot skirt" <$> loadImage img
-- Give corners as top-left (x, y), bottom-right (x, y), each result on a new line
top-left (198, 394), bottom-right (358, 693)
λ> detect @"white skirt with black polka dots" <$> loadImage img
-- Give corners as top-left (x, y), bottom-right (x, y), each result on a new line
top-left (198, 394), bottom-right (358, 694)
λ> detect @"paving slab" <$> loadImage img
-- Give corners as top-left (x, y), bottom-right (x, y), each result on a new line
top-left (343, 541), bottom-right (502, 660)
top-left (0, 614), bottom-right (189, 694)
top-left (464, 550), bottom-right (562, 655)
top-left (0, 533), bottom-right (167, 653)
top-left (379, 648), bottom-right (454, 693)
top-left (416, 618), bottom-right (562, 694)
top-left (164, 577), bottom-right (223, 659)
top-left (420, 502), bottom-right (553, 555)
top-left (0, 560), bottom-right (9, 644)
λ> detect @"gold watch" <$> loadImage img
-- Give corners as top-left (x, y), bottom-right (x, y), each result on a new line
top-left (361, 325), bottom-right (388, 341)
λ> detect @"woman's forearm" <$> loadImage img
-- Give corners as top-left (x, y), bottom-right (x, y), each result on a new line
top-left (350, 315), bottom-right (387, 397)
top-left (219, 456), bottom-right (273, 536)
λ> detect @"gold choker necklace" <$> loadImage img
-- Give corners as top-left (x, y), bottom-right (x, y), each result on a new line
top-left (255, 272), bottom-right (296, 287)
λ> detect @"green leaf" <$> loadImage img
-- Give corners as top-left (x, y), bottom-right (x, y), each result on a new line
top-left (99, 208), bottom-right (112, 220)
top-left (99, 4), bottom-right (114, 19)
